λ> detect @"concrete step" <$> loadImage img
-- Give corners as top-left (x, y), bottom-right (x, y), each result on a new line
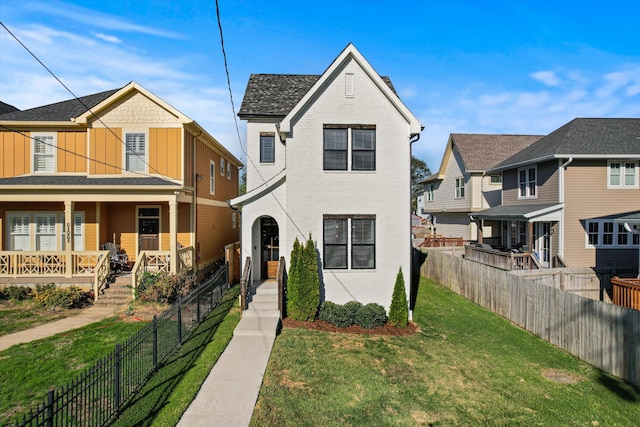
top-left (249, 293), bottom-right (278, 305)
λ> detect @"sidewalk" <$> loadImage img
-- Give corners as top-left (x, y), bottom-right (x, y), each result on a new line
top-left (177, 280), bottom-right (280, 427)
top-left (0, 304), bottom-right (124, 352)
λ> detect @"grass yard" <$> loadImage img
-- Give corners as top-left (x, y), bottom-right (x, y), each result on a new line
top-left (0, 317), bottom-right (148, 424)
top-left (113, 285), bottom-right (240, 426)
top-left (0, 300), bottom-right (81, 336)
top-left (251, 278), bottom-right (640, 426)
top-left (0, 286), bottom-right (240, 426)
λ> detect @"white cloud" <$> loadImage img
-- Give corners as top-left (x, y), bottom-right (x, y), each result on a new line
top-left (530, 70), bottom-right (561, 87)
top-left (93, 33), bottom-right (121, 44)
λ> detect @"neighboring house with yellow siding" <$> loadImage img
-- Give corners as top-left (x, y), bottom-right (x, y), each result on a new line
top-left (0, 82), bottom-right (241, 295)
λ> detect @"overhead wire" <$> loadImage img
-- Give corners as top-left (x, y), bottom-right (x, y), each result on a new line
top-left (0, 21), bottom-right (165, 178)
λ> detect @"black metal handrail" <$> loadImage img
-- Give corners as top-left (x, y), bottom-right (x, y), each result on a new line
top-left (10, 264), bottom-right (230, 427)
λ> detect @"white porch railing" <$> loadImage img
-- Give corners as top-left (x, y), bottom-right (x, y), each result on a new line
top-left (0, 250), bottom-right (112, 301)
top-left (130, 246), bottom-right (194, 298)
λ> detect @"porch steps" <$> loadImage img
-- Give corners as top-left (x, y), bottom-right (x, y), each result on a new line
top-left (95, 274), bottom-right (133, 306)
top-left (234, 281), bottom-right (280, 337)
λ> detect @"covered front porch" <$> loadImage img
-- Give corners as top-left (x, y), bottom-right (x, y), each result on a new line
top-left (468, 203), bottom-right (565, 270)
top-left (0, 185), bottom-right (195, 299)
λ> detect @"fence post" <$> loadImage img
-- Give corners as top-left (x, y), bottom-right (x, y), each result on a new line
top-left (196, 292), bottom-right (201, 324)
top-left (177, 297), bottom-right (183, 345)
top-left (46, 390), bottom-right (54, 427)
top-left (152, 316), bottom-right (158, 368)
top-left (115, 344), bottom-right (121, 414)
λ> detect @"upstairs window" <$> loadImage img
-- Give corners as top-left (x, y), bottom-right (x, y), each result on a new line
top-left (518, 166), bottom-right (537, 198)
top-left (455, 177), bottom-right (465, 199)
top-left (260, 134), bottom-right (275, 163)
top-left (323, 125), bottom-right (376, 171)
top-left (490, 174), bottom-right (502, 184)
top-left (33, 133), bottom-right (56, 173)
top-left (125, 132), bottom-right (146, 172)
top-left (608, 161), bottom-right (638, 189)
top-left (227, 162), bottom-right (231, 179)
top-left (209, 160), bottom-right (216, 194)
top-left (425, 183), bottom-right (435, 202)
top-left (220, 158), bottom-right (225, 176)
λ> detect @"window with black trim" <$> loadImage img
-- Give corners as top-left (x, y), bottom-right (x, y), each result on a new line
top-left (323, 215), bottom-right (375, 269)
top-left (260, 134), bottom-right (275, 163)
top-left (323, 125), bottom-right (375, 171)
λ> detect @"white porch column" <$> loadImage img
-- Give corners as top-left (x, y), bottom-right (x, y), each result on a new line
top-left (169, 199), bottom-right (178, 274)
top-left (64, 201), bottom-right (74, 278)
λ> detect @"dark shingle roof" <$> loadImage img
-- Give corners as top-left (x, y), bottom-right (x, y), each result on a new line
top-left (452, 134), bottom-right (543, 171)
top-left (0, 101), bottom-right (19, 115)
top-left (0, 88), bottom-right (121, 122)
top-left (238, 74), bottom-right (396, 118)
top-left (492, 118), bottom-right (640, 170)
top-left (0, 175), bottom-right (177, 186)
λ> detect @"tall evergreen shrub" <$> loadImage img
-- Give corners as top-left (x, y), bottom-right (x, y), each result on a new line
top-left (388, 267), bottom-right (408, 328)
top-left (287, 235), bottom-right (320, 321)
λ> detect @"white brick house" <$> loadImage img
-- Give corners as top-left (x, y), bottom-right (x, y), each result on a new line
top-left (231, 44), bottom-right (422, 309)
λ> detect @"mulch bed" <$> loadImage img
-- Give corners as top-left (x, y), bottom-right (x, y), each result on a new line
top-left (282, 318), bottom-right (420, 336)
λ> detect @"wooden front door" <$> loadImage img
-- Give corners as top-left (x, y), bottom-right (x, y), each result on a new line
top-left (138, 207), bottom-right (160, 251)
top-left (261, 217), bottom-right (279, 279)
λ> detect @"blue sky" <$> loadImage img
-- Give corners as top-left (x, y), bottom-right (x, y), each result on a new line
top-left (1, 0), bottom-right (639, 171)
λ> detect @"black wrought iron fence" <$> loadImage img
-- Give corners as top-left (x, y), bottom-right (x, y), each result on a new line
top-left (9, 264), bottom-right (230, 427)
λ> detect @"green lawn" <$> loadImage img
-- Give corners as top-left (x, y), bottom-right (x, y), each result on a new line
top-left (0, 300), bottom-right (80, 336)
top-left (250, 278), bottom-right (640, 426)
top-left (0, 286), bottom-right (240, 426)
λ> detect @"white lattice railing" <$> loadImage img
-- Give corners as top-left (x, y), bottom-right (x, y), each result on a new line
top-left (130, 246), bottom-right (195, 297)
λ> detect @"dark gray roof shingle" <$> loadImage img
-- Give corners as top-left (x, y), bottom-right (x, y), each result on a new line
top-left (0, 101), bottom-right (19, 115)
top-left (238, 74), bottom-right (396, 118)
top-left (0, 175), bottom-right (177, 186)
top-left (493, 118), bottom-right (640, 170)
top-left (0, 88), bottom-right (121, 122)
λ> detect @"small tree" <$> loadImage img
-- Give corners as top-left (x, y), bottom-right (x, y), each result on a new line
top-left (388, 267), bottom-right (408, 328)
top-left (287, 234), bottom-right (320, 321)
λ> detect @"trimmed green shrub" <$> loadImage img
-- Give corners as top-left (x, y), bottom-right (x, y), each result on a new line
top-left (3, 285), bottom-right (32, 301)
top-left (354, 303), bottom-right (387, 329)
top-left (389, 267), bottom-right (409, 328)
top-left (318, 300), bottom-right (340, 323)
top-left (286, 235), bottom-right (320, 321)
top-left (318, 301), bottom-right (355, 328)
top-left (33, 285), bottom-right (89, 308)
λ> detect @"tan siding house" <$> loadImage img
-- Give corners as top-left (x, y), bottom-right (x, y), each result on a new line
top-left (475, 118), bottom-right (640, 274)
top-left (0, 82), bottom-right (241, 295)
top-left (421, 133), bottom-right (541, 242)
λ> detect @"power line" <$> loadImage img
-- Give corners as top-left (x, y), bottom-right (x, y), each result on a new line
top-left (0, 20), bottom-right (163, 177)
top-left (0, 125), bottom-right (163, 178)
top-left (214, 1), bottom-right (308, 242)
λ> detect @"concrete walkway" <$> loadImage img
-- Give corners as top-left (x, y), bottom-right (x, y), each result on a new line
top-left (177, 280), bottom-right (280, 427)
top-left (0, 305), bottom-right (123, 352)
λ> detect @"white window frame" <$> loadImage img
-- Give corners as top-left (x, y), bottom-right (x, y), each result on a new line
top-left (490, 174), bottom-right (502, 185)
top-left (585, 219), bottom-right (639, 248)
top-left (227, 162), bottom-right (231, 179)
top-left (7, 213), bottom-right (31, 251)
top-left (210, 160), bottom-right (216, 195)
top-left (518, 166), bottom-right (537, 199)
top-left (455, 177), bottom-right (465, 199)
top-left (124, 131), bottom-right (147, 173)
top-left (426, 183), bottom-right (435, 202)
top-left (608, 160), bottom-right (638, 189)
top-left (220, 158), bottom-right (225, 176)
top-left (34, 213), bottom-right (58, 251)
top-left (32, 133), bottom-right (56, 173)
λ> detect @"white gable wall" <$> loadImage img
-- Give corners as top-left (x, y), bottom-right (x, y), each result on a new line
top-left (281, 59), bottom-right (412, 309)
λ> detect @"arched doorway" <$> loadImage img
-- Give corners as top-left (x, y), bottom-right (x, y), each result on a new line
top-left (260, 217), bottom-right (279, 279)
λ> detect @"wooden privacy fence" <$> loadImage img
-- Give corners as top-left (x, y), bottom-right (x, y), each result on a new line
top-left (420, 249), bottom-right (640, 386)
